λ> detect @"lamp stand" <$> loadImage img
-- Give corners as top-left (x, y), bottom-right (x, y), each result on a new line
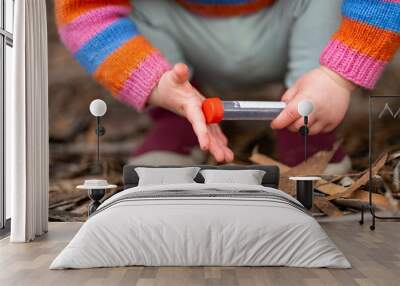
top-left (299, 116), bottom-right (309, 162)
top-left (91, 116), bottom-right (106, 175)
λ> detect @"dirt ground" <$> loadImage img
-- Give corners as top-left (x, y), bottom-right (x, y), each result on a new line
top-left (47, 1), bottom-right (400, 221)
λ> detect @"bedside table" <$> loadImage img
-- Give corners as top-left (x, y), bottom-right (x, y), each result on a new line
top-left (289, 176), bottom-right (321, 210)
top-left (77, 180), bottom-right (117, 216)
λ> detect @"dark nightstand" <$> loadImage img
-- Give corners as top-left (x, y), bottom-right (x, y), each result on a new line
top-left (289, 176), bottom-right (321, 210)
top-left (77, 180), bottom-right (117, 216)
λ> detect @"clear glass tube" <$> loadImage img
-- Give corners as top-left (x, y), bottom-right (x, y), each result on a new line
top-left (222, 101), bottom-right (286, 120)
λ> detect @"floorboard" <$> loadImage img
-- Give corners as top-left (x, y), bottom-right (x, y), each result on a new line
top-left (0, 220), bottom-right (399, 286)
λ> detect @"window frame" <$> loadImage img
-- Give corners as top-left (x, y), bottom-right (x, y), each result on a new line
top-left (0, 0), bottom-right (13, 231)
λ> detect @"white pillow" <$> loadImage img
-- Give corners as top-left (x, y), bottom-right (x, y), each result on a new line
top-left (135, 167), bottom-right (200, 186)
top-left (200, 169), bottom-right (266, 185)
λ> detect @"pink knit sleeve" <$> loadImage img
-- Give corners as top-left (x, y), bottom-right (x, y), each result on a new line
top-left (55, 0), bottom-right (171, 110)
top-left (320, 0), bottom-right (400, 89)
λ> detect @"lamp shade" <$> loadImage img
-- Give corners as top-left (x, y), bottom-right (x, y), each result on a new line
top-left (90, 99), bottom-right (107, 117)
top-left (298, 100), bottom-right (314, 117)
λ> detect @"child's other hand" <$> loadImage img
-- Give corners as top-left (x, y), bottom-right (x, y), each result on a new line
top-left (271, 66), bottom-right (355, 135)
top-left (148, 63), bottom-right (234, 163)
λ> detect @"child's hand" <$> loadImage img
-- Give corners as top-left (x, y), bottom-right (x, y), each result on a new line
top-left (148, 63), bottom-right (234, 162)
top-left (271, 66), bottom-right (355, 135)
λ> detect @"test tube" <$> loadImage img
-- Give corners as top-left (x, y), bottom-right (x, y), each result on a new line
top-left (202, 97), bottom-right (287, 124)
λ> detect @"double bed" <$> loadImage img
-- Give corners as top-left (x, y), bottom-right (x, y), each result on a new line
top-left (50, 165), bottom-right (350, 269)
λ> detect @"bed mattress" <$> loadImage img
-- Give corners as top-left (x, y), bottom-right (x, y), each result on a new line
top-left (50, 183), bottom-right (350, 269)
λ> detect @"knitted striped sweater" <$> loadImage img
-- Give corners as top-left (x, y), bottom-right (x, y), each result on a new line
top-left (56, 0), bottom-right (400, 110)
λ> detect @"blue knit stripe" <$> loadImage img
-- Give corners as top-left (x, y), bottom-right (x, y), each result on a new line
top-left (342, 0), bottom-right (400, 33)
top-left (75, 18), bottom-right (139, 73)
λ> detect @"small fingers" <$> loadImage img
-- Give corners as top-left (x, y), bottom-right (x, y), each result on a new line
top-left (323, 123), bottom-right (338, 133)
top-left (224, 147), bottom-right (234, 162)
top-left (271, 103), bottom-right (300, 130)
top-left (184, 104), bottom-right (233, 162)
top-left (209, 125), bottom-right (234, 162)
top-left (281, 87), bottom-right (298, 103)
top-left (308, 123), bottom-right (325, 135)
top-left (207, 132), bottom-right (226, 162)
top-left (288, 116), bottom-right (316, 132)
top-left (184, 103), bottom-right (210, 150)
top-left (210, 125), bottom-right (228, 146)
top-left (181, 90), bottom-right (233, 162)
top-left (209, 137), bottom-right (234, 162)
top-left (287, 120), bottom-right (329, 135)
top-left (172, 63), bottom-right (190, 84)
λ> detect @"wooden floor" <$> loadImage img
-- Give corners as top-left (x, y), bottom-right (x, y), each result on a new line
top-left (0, 220), bottom-right (399, 286)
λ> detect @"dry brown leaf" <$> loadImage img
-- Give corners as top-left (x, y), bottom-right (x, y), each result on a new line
top-left (250, 142), bottom-right (341, 196)
top-left (326, 153), bottom-right (388, 200)
top-left (314, 197), bottom-right (343, 217)
top-left (314, 180), bottom-right (347, 196)
top-left (283, 141), bottom-right (341, 177)
top-left (349, 190), bottom-right (390, 209)
top-left (249, 153), bottom-right (290, 173)
top-left (280, 142), bottom-right (341, 196)
top-left (249, 152), bottom-right (294, 195)
top-left (249, 143), bottom-right (391, 216)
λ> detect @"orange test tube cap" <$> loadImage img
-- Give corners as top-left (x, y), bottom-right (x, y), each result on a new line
top-left (202, 98), bottom-right (224, 124)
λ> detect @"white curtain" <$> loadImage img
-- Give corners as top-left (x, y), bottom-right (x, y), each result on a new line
top-left (7, 0), bottom-right (49, 242)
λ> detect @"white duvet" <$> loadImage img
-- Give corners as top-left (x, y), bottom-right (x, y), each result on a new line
top-left (50, 183), bottom-right (350, 269)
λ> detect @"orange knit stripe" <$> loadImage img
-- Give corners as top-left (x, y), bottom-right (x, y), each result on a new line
top-left (55, 0), bottom-right (131, 27)
top-left (175, 0), bottom-right (276, 17)
top-left (93, 35), bottom-right (156, 96)
top-left (332, 17), bottom-right (400, 62)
